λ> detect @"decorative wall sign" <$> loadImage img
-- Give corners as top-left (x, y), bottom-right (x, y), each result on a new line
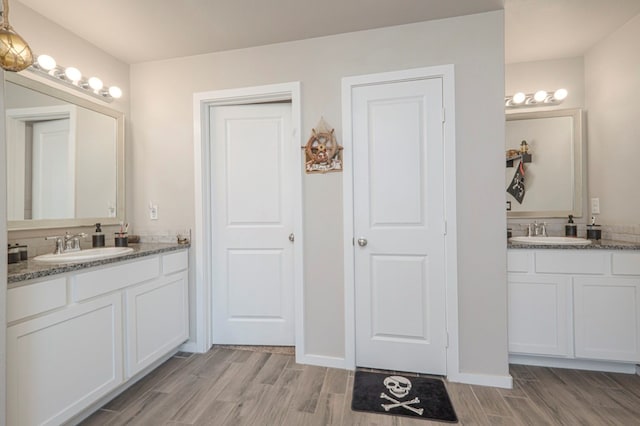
top-left (304, 118), bottom-right (343, 174)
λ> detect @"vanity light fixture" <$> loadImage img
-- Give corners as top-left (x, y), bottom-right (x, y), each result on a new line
top-left (27, 53), bottom-right (123, 103)
top-left (0, 0), bottom-right (33, 72)
top-left (505, 88), bottom-right (568, 109)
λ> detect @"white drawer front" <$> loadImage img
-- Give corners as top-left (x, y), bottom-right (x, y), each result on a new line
top-left (162, 250), bottom-right (188, 275)
top-left (535, 251), bottom-right (607, 275)
top-left (507, 251), bottom-right (530, 272)
top-left (612, 252), bottom-right (640, 275)
top-left (8, 277), bottom-right (67, 323)
top-left (72, 256), bottom-right (160, 302)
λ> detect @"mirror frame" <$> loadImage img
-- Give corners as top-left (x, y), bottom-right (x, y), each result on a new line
top-left (506, 108), bottom-right (584, 219)
top-left (5, 72), bottom-right (125, 230)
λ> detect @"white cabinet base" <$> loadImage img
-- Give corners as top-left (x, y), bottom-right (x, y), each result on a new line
top-left (509, 354), bottom-right (638, 374)
top-left (508, 249), bottom-right (640, 372)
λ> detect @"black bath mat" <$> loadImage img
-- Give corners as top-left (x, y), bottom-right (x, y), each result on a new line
top-left (351, 370), bottom-right (458, 423)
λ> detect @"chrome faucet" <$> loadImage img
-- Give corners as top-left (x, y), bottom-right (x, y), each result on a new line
top-left (539, 222), bottom-right (547, 237)
top-left (527, 221), bottom-right (547, 237)
top-left (45, 232), bottom-right (87, 254)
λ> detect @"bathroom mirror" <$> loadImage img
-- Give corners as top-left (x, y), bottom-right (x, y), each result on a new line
top-left (506, 108), bottom-right (584, 218)
top-left (5, 72), bottom-right (125, 230)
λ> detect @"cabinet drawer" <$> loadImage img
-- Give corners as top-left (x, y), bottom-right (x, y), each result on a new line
top-left (508, 251), bottom-right (530, 272)
top-left (612, 252), bottom-right (640, 275)
top-left (535, 251), bottom-right (607, 274)
top-left (162, 250), bottom-right (188, 275)
top-left (72, 256), bottom-right (160, 302)
top-left (7, 277), bottom-right (67, 323)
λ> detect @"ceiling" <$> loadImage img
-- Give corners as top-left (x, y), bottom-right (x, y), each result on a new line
top-left (15, 0), bottom-right (640, 65)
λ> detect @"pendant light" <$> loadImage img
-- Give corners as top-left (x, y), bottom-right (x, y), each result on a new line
top-left (0, 0), bottom-right (33, 72)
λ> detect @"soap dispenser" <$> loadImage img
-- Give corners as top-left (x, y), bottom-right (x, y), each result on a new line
top-left (92, 223), bottom-right (105, 247)
top-left (565, 215), bottom-right (577, 237)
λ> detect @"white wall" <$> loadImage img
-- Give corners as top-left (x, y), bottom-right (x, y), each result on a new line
top-left (585, 13), bottom-right (640, 225)
top-left (130, 11), bottom-right (508, 377)
top-left (506, 57), bottom-right (585, 112)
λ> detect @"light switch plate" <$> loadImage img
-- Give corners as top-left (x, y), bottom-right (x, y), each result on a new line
top-left (591, 198), bottom-right (600, 215)
top-left (150, 205), bottom-right (158, 220)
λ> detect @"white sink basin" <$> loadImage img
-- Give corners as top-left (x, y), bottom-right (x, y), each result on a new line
top-left (510, 236), bottom-right (592, 245)
top-left (33, 247), bottom-right (134, 263)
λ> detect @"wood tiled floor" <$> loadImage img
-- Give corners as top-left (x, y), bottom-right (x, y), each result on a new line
top-left (81, 347), bottom-right (640, 425)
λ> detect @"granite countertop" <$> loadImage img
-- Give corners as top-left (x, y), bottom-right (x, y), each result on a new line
top-left (507, 238), bottom-right (640, 250)
top-left (8, 242), bottom-right (190, 285)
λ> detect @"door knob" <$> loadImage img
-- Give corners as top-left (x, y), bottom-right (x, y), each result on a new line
top-left (289, 233), bottom-right (295, 242)
top-left (357, 238), bottom-right (368, 247)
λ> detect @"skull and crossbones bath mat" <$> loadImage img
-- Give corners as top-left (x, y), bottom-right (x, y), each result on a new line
top-left (351, 370), bottom-right (458, 423)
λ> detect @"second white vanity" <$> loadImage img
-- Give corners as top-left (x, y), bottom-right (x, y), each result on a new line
top-left (508, 242), bottom-right (640, 373)
top-left (6, 244), bottom-right (189, 426)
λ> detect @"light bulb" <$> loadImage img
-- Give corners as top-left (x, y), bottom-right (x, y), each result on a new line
top-left (108, 86), bottom-right (122, 99)
top-left (36, 54), bottom-right (56, 71)
top-left (88, 77), bottom-right (103, 91)
top-left (64, 67), bottom-right (82, 82)
top-left (534, 90), bottom-right (547, 102)
top-left (554, 88), bottom-right (568, 101)
top-left (512, 92), bottom-right (526, 104)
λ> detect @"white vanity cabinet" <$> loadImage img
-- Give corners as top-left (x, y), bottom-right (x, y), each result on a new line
top-left (6, 248), bottom-right (189, 426)
top-left (508, 249), bottom-right (640, 371)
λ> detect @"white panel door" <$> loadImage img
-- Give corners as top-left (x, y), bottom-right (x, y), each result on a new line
top-left (352, 78), bottom-right (447, 374)
top-left (211, 103), bottom-right (295, 345)
top-left (32, 118), bottom-right (74, 219)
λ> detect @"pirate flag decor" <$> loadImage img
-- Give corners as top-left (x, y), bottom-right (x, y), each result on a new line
top-left (507, 160), bottom-right (526, 204)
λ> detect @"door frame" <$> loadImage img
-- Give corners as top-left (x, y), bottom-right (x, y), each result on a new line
top-left (192, 82), bottom-right (304, 361)
top-left (342, 65), bottom-right (460, 377)
top-left (6, 105), bottom-right (77, 221)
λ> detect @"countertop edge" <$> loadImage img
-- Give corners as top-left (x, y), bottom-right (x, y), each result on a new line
top-left (507, 239), bottom-right (640, 250)
top-left (8, 243), bottom-right (190, 284)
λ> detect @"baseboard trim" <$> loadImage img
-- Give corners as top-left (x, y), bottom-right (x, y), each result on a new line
top-left (510, 354), bottom-right (638, 374)
top-left (179, 340), bottom-right (202, 353)
top-left (297, 353), bottom-right (347, 369)
top-left (447, 371), bottom-right (513, 389)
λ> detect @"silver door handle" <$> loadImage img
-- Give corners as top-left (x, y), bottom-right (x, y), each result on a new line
top-left (289, 233), bottom-right (295, 242)
top-left (357, 238), bottom-right (368, 247)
